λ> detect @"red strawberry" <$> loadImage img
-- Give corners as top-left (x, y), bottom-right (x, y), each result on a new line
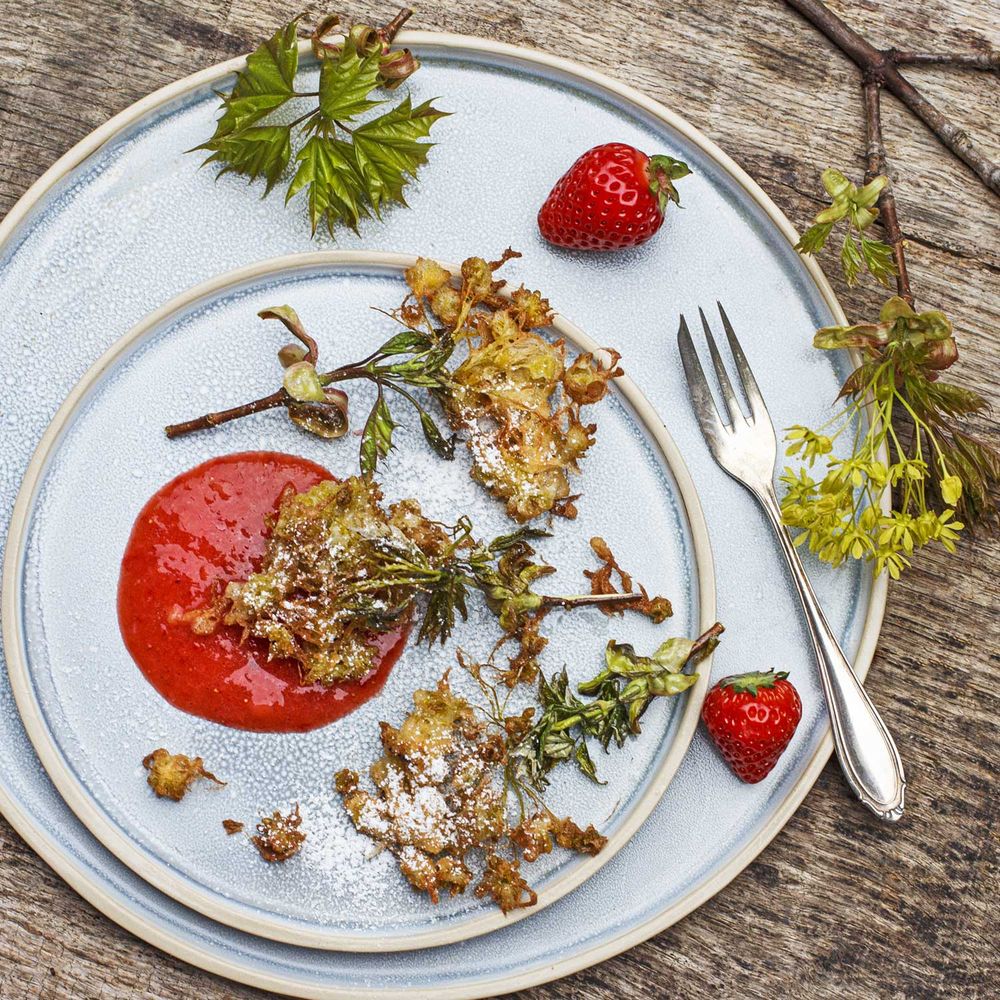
top-left (537, 142), bottom-right (691, 251)
top-left (701, 670), bottom-right (802, 783)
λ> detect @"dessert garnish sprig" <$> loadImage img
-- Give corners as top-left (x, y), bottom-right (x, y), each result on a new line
top-left (501, 621), bottom-right (724, 788)
top-left (193, 9), bottom-right (446, 236)
top-left (166, 252), bottom-right (624, 522)
top-left (783, 169), bottom-right (999, 577)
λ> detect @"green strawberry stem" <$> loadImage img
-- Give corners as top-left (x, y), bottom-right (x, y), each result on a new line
top-left (647, 154), bottom-right (692, 211)
top-left (717, 669), bottom-right (789, 696)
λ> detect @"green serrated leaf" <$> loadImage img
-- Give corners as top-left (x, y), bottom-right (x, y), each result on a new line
top-left (202, 19), bottom-right (300, 142)
top-left (377, 329), bottom-right (434, 355)
top-left (574, 741), bottom-right (605, 784)
top-left (317, 38), bottom-right (383, 122)
top-left (418, 409), bottom-right (456, 460)
top-left (795, 220), bottom-right (836, 255)
top-left (201, 125), bottom-right (292, 193)
top-left (359, 394), bottom-right (397, 477)
top-left (859, 235), bottom-right (898, 287)
top-left (287, 135), bottom-right (367, 235)
top-left (840, 230), bottom-right (863, 286)
top-left (351, 97), bottom-right (449, 212)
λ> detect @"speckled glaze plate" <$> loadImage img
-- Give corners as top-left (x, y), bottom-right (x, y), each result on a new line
top-left (4, 252), bottom-right (714, 950)
top-left (0, 31), bottom-right (885, 998)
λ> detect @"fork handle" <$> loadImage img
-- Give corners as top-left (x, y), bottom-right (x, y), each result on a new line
top-left (755, 484), bottom-right (905, 822)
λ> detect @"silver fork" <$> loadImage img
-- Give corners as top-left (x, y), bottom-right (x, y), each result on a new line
top-left (678, 304), bottom-right (905, 822)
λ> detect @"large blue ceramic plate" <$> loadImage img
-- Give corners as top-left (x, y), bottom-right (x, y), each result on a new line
top-left (0, 32), bottom-right (883, 998)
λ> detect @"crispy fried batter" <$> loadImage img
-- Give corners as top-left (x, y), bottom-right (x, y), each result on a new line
top-left (211, 477), bottom-right (452, 685)
top-left (474, 853), bottom-right (537, 913)
top-left (585, 536), bottom-right (673, 623)
top-left (222, 819), bottom-right (245, 835)
top-left (509, 810), bottom-right (607, 863)
top-left (401, 255), bottom-right (622, 522)
top-left (141, 749), bottom-right (224, 801)
top-left (335, 675), bottom-right (605, 913)
top-left (252, 804), bottom-right (306, 862)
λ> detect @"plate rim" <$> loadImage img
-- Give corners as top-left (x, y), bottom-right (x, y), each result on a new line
top-left (2, 251), bottom-right (718, 951)
top-left (0, 28), bottom-right (888, 998)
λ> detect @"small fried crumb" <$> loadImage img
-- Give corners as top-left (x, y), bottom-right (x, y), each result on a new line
top-left (252, 804), bottom-right (306, 862)
top-left (141, 749), bottom-right (224, 801)
top-left (222, 819), bottom-right (245, 835)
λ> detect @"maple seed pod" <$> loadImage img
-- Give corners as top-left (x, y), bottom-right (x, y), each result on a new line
top-left (278, 343), bottom-right (309, 368)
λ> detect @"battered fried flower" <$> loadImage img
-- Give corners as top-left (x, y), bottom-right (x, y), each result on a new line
top-left (252, 804), bottom-right (306, 862)
top-left (335, 675), bottom-right (605, 913)
top-left (474, 853), bottom-right (537, 912)
top-left (401, 253), bottom-right (623, 522)
top-left (167, 252), bottom-right (623, 523)
top-left (200, 476), bottom-right (655, 687)
top-left (509, 811), bottom-right (605, 863)
top-left (219, 476), bottom-right (433, 684)
top-left (141, 749), bottom-right (224, 801)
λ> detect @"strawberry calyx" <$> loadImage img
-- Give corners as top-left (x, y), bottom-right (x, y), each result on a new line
top-left (716, 669), bottom-right (789, 697)
top-left (647, 154), bottom-right (692, 211)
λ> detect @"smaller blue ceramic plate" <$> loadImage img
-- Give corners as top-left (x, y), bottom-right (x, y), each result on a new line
top-left (3, 253), bottom-right (714, 951)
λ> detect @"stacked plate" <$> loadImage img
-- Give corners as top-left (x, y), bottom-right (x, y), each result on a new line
top-left (0, 33), bottom-right (883, 999)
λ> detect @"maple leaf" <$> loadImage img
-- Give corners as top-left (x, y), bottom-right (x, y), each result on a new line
top-left (352, 98), bottom-right (450, 213)
top-left (287, 135), bottom-right (367, 235)
top-left (316, 38), bottom-right (383, 123)
top-left (201, 125), bottom-right (293, 193)
top-left (204, 19), bottom-right (300, 143)
top-left (192, 13), bottom-right (446, 238)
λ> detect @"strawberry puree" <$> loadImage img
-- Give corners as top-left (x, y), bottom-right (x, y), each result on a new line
top-left (117, 451), bottom-right (406, 732)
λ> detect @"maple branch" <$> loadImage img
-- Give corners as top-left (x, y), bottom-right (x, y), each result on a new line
top-left (886, 49), bottom-right (1000, 71)
top-left (164, 389), bottom-right (288, 439)
top-left (862, 80), bottom-right (911, 303)
top-left (783, 0), bottom-right (1000, 197)
top-left (379, 7), bottom-right (414, 44)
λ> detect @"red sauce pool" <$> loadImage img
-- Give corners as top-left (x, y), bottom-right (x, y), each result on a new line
top-left (117, 451), bottom-right (407, 732)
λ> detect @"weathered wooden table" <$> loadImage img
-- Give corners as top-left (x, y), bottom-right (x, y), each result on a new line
top-left (1, 1), bottom-right (996, 997)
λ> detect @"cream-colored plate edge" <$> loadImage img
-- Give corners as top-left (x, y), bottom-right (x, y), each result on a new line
top-left (3, 251), bottom-right (716, 951)
top-left (0, 29), bottom-right (887, 999)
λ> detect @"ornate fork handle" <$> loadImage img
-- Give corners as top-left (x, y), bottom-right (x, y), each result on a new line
top-left (753, 482), bottom-right (905, 822)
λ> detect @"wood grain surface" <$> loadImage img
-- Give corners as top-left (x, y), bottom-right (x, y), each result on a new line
top-left (0, 1), bottom-right (997, 998)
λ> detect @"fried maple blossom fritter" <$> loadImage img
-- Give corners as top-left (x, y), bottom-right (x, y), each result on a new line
top-left (400, 253), bottom-right (623, 522)
top-left (191, 475), bottom-right (672, 687)
top-left (335, 675), bottom-right (606, 913)
top-left (252, 804), bottom-right (306, 862)
top-left (141, 748), bottom-right (224, 801)
top-left (167, 251), bottom-right (623, 523)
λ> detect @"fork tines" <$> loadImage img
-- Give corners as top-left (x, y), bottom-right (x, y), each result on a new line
top-left (677, 303), bottom-right (777, 475)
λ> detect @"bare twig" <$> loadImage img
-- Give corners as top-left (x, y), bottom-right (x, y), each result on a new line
top-left (861, 81), bottom-right (911, 303)
top-left (783, 0), bottom-right (1000, 197)
top-left (886, 49), bottom-right (1000, 71)
top-left (164, 389), bottom-right (288, 439)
